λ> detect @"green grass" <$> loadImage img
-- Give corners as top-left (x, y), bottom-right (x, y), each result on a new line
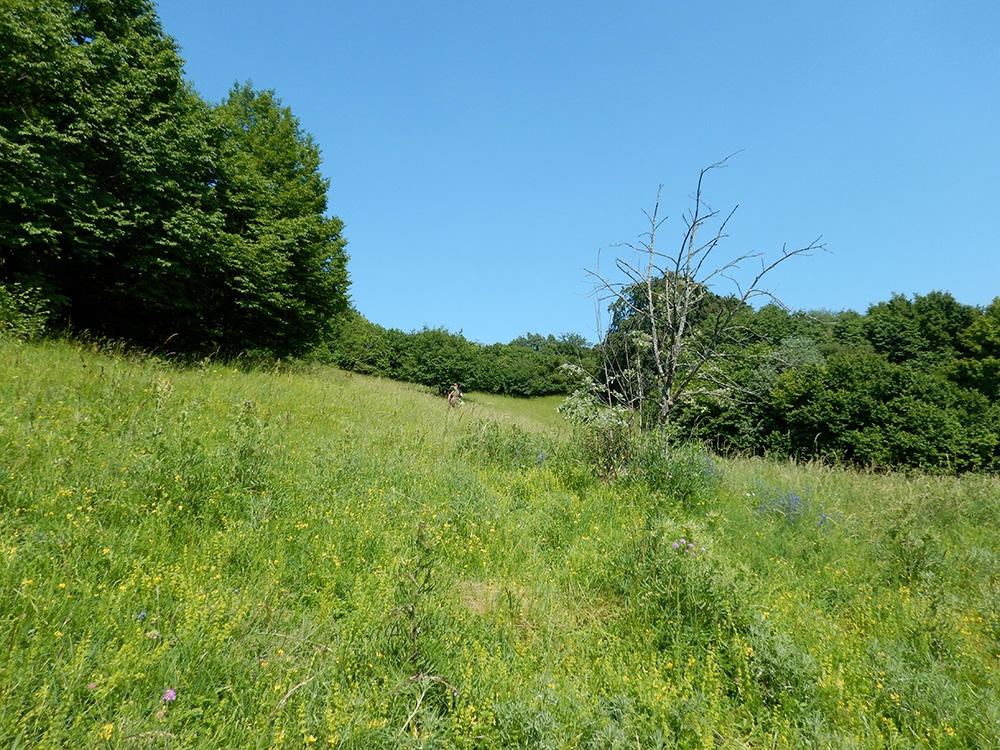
top-left (2, 337), bottom-right (999, 748)
top-left (459, 393), bottom-right (568, 434)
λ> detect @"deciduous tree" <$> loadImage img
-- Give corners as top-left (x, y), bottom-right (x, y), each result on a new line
top-left (1, 3), bottom-right (351, 356)
top-left (1, 0), bottom-right (222, 346)
top-left (207, 83), bottom-right (350, 356)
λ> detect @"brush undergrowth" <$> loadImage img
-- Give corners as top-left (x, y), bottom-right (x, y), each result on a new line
top-left (2, 337), bottom-right (999, 748)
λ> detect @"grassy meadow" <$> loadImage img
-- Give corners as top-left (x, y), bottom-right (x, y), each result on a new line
top-left (3, 337), bottom-right (1000, 748)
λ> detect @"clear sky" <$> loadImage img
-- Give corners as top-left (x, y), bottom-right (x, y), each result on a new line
top-left (155, 0), bottom-right (999, 346)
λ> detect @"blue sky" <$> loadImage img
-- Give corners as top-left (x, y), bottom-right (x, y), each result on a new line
top-left (156, 0), bottom-right (999, 345)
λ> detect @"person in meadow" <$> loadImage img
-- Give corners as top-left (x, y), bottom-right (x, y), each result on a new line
top-left (447, 383), bottom-right (463, 408)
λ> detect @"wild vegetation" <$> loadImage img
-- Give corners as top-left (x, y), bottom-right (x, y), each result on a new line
top-left (318, 314), bottom-right (595, 398)
top-left (1, 0), bottom-right (348, 357)
top-left (597, 290), bottom-right (1000, 473)
top-left (587, 163), bottom-right (1000, 475)
top-left (3, 335), bottom-right (1000, 748)
top-left (4, 5), bottom-right (1000, 744)
top-left (4, 1), bottom-right (998, 473)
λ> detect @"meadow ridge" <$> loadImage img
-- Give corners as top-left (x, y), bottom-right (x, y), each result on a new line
top-left (2, 337), bottom-right (1000, 748)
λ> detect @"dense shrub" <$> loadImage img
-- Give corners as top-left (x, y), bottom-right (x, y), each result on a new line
top-left (0, 283), bottom-right (48, 341)
top-left (324, 314), bottom-right (586, 397)
top-left (593, 292), bottom-right (1000, 474)
top-left (766, 352), bottom-right (1000, 472)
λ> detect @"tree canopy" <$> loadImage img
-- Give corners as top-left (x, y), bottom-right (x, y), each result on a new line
top-left (659, 292), bottom-right (1000, 473)
top-left (322, 313), bottom-right (592, 398)
top-left (0, 0), bottom-right (349, 356)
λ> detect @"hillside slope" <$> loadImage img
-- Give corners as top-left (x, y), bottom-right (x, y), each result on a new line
top-left (2, 338), bottom-right (999, 748)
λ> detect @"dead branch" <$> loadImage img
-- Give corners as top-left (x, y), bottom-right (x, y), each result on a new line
top-left (587, 158), bottom-right (825, 428)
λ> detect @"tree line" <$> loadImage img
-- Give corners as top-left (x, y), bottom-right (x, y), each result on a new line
top-left (599, 287), bottom-right (1000, 473)
top-left (323, 282), bottom-right (1000, 476)
top-left (1, 0), bottom-right (349, 357)
top-left (575, 163), bottom-right (1000, 476)
top-left (317, 312), bottom-right (595, 398)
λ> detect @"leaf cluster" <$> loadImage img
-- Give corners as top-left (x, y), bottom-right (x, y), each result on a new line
top-left (0, 0), bottom-right (349, 357)
top-left (659, 294), bottom-right (1000, 473)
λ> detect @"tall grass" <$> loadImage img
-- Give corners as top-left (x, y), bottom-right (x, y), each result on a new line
top-left (2, 337), bottom-right (999, 748)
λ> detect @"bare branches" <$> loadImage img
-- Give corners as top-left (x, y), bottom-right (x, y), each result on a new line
top-left (587, 160), bottom-right (824, 428)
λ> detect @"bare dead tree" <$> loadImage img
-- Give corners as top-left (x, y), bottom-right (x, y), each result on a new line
top-left (589, 157), bottom-right (825, 430)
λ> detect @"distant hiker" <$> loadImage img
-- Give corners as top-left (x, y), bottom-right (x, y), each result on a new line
top-left (447, 383), bottom-right (463, 408)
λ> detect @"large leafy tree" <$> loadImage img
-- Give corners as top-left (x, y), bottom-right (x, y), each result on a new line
top-left (207, 84), bottom-right (349, 356)
top-left (2, 2), bottom-right (350, 356)
top-left (0, 0), bottom-right (79, 292)
top-left (950, 297), bottom-right (1000, 399)
top-left (862, 291), bottom-right (978, 367)
top-left (1, 0), bottom-right (222, 346)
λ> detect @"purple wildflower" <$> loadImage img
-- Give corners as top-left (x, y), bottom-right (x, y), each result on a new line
top-left (162, 688), bottom-right (177, 702)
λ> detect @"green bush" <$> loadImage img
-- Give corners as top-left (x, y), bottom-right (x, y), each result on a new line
top-left (635, 438), bottom-right (721, 507)
top-left (0, 283), bottom-right (48, 341)
top-left (767, 352), bottom-right (1000, 472)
